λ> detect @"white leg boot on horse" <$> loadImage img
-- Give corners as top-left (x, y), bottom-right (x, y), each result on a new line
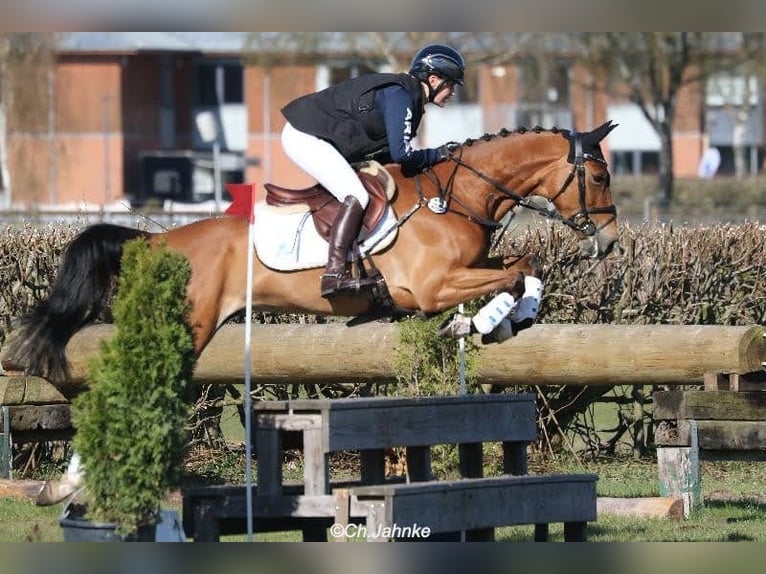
top-left (320, 196), bottom-right (378, 298)
top-left (438, 292), bottom-right (517, 339)
top-left (481, 275), bottom-right (544, 344)
top-left (438, 275), bottom-right (545, 344)
top-left (509, 275), bottom-right (543, 331)
top-left (35, 451), bottom-right (83, 506)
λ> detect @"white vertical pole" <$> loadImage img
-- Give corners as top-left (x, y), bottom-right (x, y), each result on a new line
top-left (213, 140), bottom-right (222, 212)
top-left (263, 69), bottom-right (272, 185)
top-left (456, 302), bottom-right (467, 543)
top-left (458, 303), bottom-right (466, 395)
top-left (243, 184), bottom-right (257, 541)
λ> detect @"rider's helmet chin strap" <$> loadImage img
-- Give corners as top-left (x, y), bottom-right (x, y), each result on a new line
top-left (426, 77), bottom-right (450, 103)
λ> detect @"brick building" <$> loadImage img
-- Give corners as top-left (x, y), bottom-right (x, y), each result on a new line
top-left (4, 32), bottom-right (760, 210)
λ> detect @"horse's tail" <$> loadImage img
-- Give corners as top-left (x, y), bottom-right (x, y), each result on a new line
top-left (5, 223), bottom-right (149, 384)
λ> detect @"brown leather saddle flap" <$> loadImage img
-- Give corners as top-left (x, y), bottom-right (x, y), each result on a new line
top-left (264, 170), bottom-right (390, 241)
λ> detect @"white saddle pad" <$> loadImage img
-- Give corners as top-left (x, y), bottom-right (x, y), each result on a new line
top-left (253, 201), bottom-right (399, 271)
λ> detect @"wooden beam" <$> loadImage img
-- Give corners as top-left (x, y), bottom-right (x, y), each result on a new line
top-left (597, 496), bottom-right (684, 519)
top-left (0, 405), bottom-right (71, 432)
top-left (655, 420), bottom-right (766, 451)
top-left (0, 479), bottom-right (45, 501)
top-left (5, 323), bottom-right (766, 388)
top-left (653, 390), bottom-right (766, 421)
top-left (657, 445), bottom-right (700, 516)
top-left (696, 421), bottom-right (766, 451)
top-left (0, 376), bottom-right (70, 406)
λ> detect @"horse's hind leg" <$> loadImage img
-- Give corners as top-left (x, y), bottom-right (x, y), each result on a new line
top-left (35, 452), bottom-right (83, 506)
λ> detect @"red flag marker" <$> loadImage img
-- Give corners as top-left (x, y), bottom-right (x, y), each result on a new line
top-left (225, 183), bottom-right (256, 220)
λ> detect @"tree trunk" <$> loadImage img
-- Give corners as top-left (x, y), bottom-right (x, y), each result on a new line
top-left (732, 109), bottom-right (748, 179)
top-left (657, 120), bottom-right (674, 211)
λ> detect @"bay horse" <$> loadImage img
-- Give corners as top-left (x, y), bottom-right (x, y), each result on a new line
top-left (4, 121), bottom-right (620, 391)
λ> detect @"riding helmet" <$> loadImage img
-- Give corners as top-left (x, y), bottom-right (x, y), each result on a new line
top-left (409, 44), bottom-right (465, 85)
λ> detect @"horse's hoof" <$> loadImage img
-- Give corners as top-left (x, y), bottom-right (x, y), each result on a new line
top-left (481, 318), bottom-right (516, 345)
top-left (511, 318), bottom-right (535, 334)
top-left (35, 477), bottom-right (81, 506)
top-left (437, 313), bottom-right (474, 339)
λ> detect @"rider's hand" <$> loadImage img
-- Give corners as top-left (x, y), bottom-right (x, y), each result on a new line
top-left (437, 141), bottom-right (460, 162)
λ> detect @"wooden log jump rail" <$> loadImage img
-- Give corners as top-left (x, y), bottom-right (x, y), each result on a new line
top-left (4, 323), bottom-right (765, 388)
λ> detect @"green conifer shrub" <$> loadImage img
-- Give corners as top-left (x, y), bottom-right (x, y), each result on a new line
top-left (71, 239), bottom-right (195, 535)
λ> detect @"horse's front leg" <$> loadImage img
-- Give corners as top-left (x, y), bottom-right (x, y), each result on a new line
top-left (433, 253), bottom-right (544, 341)
top-left (420, 253), bottom-right (541, 307)
top-left (498, 253), bottom-right (544, 332)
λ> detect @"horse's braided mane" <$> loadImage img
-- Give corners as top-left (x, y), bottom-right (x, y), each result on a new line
top-left (458, 125), bottom-right (564, 147)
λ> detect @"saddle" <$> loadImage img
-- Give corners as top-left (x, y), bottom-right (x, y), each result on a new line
top-left (263, 161), bottom-right (395, 242)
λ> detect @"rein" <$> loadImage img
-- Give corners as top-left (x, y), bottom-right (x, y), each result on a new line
top-left (434, 134), bottom-right (617, 238)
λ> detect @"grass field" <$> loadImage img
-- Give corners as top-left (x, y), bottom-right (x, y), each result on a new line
top-left (2, 454), bottom-right (764, 543)
top-left (4, 399), bottom-right (765, 543)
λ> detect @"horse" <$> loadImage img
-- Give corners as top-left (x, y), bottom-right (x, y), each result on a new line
top-left (4, 121), bottom-right (620, 393)
top-left (4, 121), bottom-right (620, 505)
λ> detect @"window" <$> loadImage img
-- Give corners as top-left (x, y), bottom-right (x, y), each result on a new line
top-left (196, 61), bottom-right (244, 106)
top-left (713, 146), bottom-right (762, 176)
top-left (611, 151), bottom-right (660, 176)
top-left (329, 61), bottom-right (378, 85)
top-left (706, 73), bottom-right (759, 107)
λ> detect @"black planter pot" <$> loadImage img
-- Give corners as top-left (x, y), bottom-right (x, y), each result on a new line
top-left (60, 506), bottom-right (157, 542)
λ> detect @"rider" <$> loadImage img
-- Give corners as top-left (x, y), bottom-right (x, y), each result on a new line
top-left (280, 43), bottom-right (466, 298)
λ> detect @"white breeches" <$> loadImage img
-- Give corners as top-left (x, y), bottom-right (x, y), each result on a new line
top-left (281, 122), bottom-right (369, 209)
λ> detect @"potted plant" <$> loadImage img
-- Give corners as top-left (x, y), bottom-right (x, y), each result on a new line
top-left (60, 239), bottom-right (196, 541)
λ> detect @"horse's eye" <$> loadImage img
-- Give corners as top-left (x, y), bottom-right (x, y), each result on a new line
top-left (592, 173), bottom-right (606, 185)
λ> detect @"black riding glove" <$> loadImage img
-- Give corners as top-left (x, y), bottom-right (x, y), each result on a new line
top-left (436, 141), bottom-right (460, 162)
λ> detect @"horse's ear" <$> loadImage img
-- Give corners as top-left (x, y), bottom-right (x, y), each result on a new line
top-left (592, 120), bottom-right (618, 142)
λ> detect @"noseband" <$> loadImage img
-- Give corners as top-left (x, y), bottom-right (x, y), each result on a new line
top-left (441, 133), bottom-right (617, 237)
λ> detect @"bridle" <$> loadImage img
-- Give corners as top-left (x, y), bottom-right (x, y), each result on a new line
top-left (430, 133), bottom-right (617, 238)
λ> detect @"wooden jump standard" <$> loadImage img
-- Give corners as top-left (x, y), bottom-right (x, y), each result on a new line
top-left (182, 394), bottom-right (598, 542)
top-left (5, 322), bottom-right (764, 389)
top-left (653, 388), bottom-right (766, 516)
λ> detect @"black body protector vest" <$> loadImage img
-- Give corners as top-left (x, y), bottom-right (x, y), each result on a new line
top-left (281, 73), bottom-right (425, 163)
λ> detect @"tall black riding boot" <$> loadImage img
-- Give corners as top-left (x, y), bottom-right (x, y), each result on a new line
top-left (321, 196), bottom-right (366, 298)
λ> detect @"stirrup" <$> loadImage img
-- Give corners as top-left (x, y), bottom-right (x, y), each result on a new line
top-left (320, 272), bottom-right (344, 298)
top-left (321, 272), bottom-right (377, 298)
